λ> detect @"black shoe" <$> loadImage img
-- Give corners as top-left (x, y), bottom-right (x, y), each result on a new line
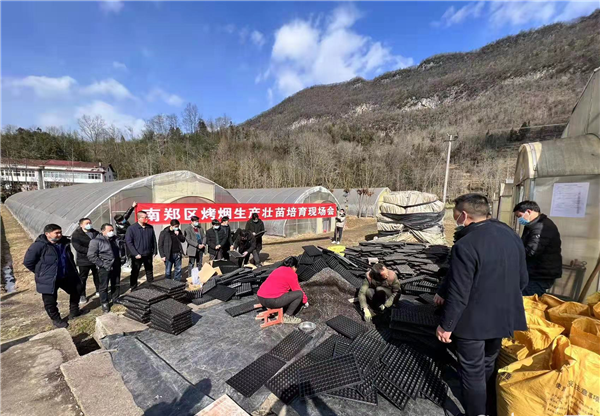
top-left (52, 319), bottom-right (69, 329)
top-left (101, 303), bottom-right (111, 314)
top-left (130, 285), bottom-right (138, 292)
top-left (68, 309), bottom-right (81, 320)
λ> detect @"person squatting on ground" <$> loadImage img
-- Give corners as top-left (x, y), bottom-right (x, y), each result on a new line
top-left (183, 215), bottom-right (205, 276)
top-left (71, 217), bottom-right (99, 304)
top-left (113, 201), bottom-right (137, 268)
top-left (358, 263), bottom-right (400, 322)
top-left (87, 223), bottom-right (121, 313)
top-left (206, 219), bottom-right (227, 260)
top-left (434, 193), bottom-right (528, 416)
top-left (257, 256), bottom-right (308, 324)
top-left (23, 224), bottom-right (82, 328)
top-left (125, 210), bottom-right (157, 290)
top-left (158, 219), bottom-right (187, 281)
top-left (245, 212), bottom-right (265, 266)
top-left (513, 200), bottom-right (562, 296)
top-left (332, 208), bottom-right (346, 244)
top-left (231, 229), bottom-right (257, 267)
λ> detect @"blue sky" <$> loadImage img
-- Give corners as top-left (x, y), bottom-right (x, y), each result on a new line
top-left (2, 1), bottom-right (597, 135)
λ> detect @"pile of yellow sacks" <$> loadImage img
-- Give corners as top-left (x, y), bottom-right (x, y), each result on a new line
top-left (497, 292), bottom-right (600, 416)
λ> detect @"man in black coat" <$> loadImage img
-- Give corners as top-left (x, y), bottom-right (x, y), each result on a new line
top-left (88, 223), bottom-right (121, 312)
top-left (158, 219), bottom-right (186, 281)
top-left (231, 229), bottom-right (257, 267)
top-left (23, 224), bottom-right (82, 328)
top-left (245, 213), bottom-right (265, 266)
top-left (113, 201), bottom-right (137, 268)
top-left (205, 219), bottom-right (227, 260)
top-left (125, 210), bottom-right (157, 290)
top-left (71, 217), bottom-right (100, 304)
top-left (220, 216), bottom-right (232, 260)
top-left (513, 200), bottom-right (562, 296)
top-left (435, 194), bottom-right (528, 416)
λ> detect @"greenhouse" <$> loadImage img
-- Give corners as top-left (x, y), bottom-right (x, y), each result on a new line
top-left (332, 188), bottom-right (391, 218)
top-left (6, 170), bottom-right (238, 239)
top-left (512, 68), bottom-right (600, 300)
top-left (228, 187), bottom-right (339, 237)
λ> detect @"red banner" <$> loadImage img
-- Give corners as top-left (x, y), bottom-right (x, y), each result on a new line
top-left (135, 203), bottom-right (337, 224)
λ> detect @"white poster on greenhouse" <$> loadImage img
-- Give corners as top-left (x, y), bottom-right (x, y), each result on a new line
top-left (550, 182), bottom-right (589, 218)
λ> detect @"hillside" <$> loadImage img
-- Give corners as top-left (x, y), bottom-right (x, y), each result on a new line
top-left (245, 10), bottom-right (599, 135)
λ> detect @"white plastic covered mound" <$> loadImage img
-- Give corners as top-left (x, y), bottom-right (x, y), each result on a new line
top-left (380, 191), bottom-right (444, 215)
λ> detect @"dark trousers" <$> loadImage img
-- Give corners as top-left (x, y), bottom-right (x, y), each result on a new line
top-left (209, 249), bottom-right (223, 261)
top-left (333, 227), bottom-right (344, 242)
top-left (522, 279), bottom-right (554, 296)
top-left (454, 337), bottom-right (502, 416)
top-left (188, 252), bottom-right (203, 277)
top-left (98, 265), bottom-right (121, 304)
top-left (78, 264), bottom-right (99, 296)
top-left (366, 286), bottom-right (393, 308)
top-left (258, 291), bottom-right (304, 316)
top-left (165, 253), bottom-right (182, 281)
top-left (237, 250), bottom-right (260, 267)
top-left (42, 277), bottom-right (81, 322)
top-left (130, 255), bottom-right (154, 288)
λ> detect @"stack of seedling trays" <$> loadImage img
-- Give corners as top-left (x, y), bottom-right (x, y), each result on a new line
top-left (151, 279), bottom-right (188, 303)
top-left (149, 298), bottom-right (193, 335)
top-left (121, 288), bottom-right (168, 323)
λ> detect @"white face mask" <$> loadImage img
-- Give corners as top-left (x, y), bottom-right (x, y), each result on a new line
top-left (107, 231), bottom-right (115, 238)
top-left (214, 225), bottom-right (220, 230)
top-left (192, 222), bottom-right (199, 227)
top-left (455, 212), bottom-right (467, 227)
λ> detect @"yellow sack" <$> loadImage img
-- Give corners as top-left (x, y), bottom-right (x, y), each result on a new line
top-left (540, 293), bottom-right (565, 308)
top-left (514, 313), bottom-right (565, 355)
top-left (594, 302), bottom-right (600, 320)
top-left (523, 294), bottom-right (548, 318)
top-left (585, 292), bottom-right (600, 307)
top-left (497, 336), bottom-right (600, 416)
top-left (499, 339), bottom-right (529, 368)
top-left (570, 317), bottom-right (600, 355)
top-left (547, 302), bottom-right (591, 334)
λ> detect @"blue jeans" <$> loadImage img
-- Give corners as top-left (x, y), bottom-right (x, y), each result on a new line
top-left (165, 253), bottom-right (182, 281)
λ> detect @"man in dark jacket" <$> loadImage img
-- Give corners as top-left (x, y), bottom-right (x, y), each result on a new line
top-left (205, 219), bottom-right (226, 260)
top-left (183, 216), bottom-right (205, 277)
top-left (232, 229), bottom-right (257, 267)
top-left (158, 219), bottom-right (187, 281)
top-left (220, 216), bottom-right (232, 260)
top-left (23, 224), bottom-right (81, 328)
top-left (435, 194), bottom-right (528, 416)
top-left (245, 213), bottom-right (265, 266)
top-left (513, 200), bottom-right (562, 296)
top-left (88, 223), bottom-right (121, 312)
top-left (125, 210), bottom-right (157, 290)
top-left (113, 201), bottom-right (137, 268)
top-left (71, 217), bottom-right (100, 304)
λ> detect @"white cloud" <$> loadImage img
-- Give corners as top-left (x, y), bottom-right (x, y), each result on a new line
top-left (266, 5), bottom-right (413, 97)
top-left (489, 1), bottom-right (557, 27)
top-left (432, 2), bottom-right (485, 28)
top-left (239, 27), bottom-right (250, 43)
top-left (6, 75), bottom-right (77, 98)
top-left (81, 78), bottom-right (135, 100)
top-left (75, 100), bottom-right (145, 136)
top-left (38, 112), bottom-right (70, 128)
top-left (251, 30), bottom-right (265, 48)
top-left (554, 1), bottom-right (598, 22)
top-left (112, 61), bottom-right (127, 71)
top-left (99, 0), bottom-right (124, 14)
top-left (146, 88), bottom-right (184, 107)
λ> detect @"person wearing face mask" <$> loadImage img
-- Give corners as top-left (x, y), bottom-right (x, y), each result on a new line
top-left (232, 229), bottom-right (257, 267)
top-left (23, 224), bottom-right (81, 328)
top-left (434, 194), bottom-right (528, 416)
top-left (71, 217), bottom-right (100, 305)
top-left (332, 208), bottom-right (346, 244)
top-left (206, 219), bottom-right (227, 261)
top-left (125, 210), bottom-right (157, 290)
top-left (245, 213), bottom-right (265, 266)
top-left (220, 216), bottom-right (232, 260)
top-left (113, 201), bottom-right (137, 268)
top-left (513, 200), bottom-right (562, 296)
top-left (158, 219), bottom-right (187, 281)
top-left (183, 216), bottom-right (206, 276)
top-left (87, 224), bottom-right (121, 312)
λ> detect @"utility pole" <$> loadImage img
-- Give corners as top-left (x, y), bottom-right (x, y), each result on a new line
top-left (442, 134), bottom-right (457, 205)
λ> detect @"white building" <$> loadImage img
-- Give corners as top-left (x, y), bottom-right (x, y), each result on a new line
top-left (1, 158), bottom-right (115, 192)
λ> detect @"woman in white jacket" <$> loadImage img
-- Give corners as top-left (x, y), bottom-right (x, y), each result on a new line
top-left (332, 209), bottom-right (346, 244)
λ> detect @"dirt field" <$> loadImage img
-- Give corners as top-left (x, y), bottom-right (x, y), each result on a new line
top-left (0, 206), bottom-right (456, 349)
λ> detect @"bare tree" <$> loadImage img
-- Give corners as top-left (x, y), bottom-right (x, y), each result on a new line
top-left (182, 103), bottom-right (200, 134)
top-left (78, 114), bottom-right (107, 159)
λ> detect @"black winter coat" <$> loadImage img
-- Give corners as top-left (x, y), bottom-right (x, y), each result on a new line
top-left (23, 235), bottom-right (79, 294)
top-left (233, 233), bottom-right (257, 255)
top-left (158, 227), bottom-right (186, 259)
top-left (521, 214), bottom-right (562, 281)
top-left (71, 227), bottom-right (100, 266)
top-left (125, 223), bottom-right (157, 257)
top-left (205, 227), bottom-right (227, 256)
top-left (221, 225), bottom-right (232, 250)
top-left (437, 220), bottom-right (528, 340)
top-left (245, 219), bottom-right (265, 247)
top-left (115, 206), bottom-right (135, 239)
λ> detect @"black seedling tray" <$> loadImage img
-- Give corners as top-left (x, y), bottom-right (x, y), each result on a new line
top-left (266, 355), bottom-right (313, 404)
top-left (333, 265), bottom-right (364, 288)
top-left (126, 288), bottom-right (169, 303)
top-left (355, 361), bottom-right (384, 397)
top-left (326, 387), bottom-right (378, 405)
top-left (418, 293), bottom-right (436, 305)
top-left (192, 295), bottom-right (214, 305)
top-left (225, 300), bottom-right (261, 317)
top-left (325, 255), bottom-right (340, 268)
top-left (333, 339), bottom-right (351, 357)
top-left (124, 311), bottom-right (150, 323)
top-left (201, 277), bottom-right (217, 294)
top-left (298, 354), bottom-right (362, 398)
top-left (396, 264), bottom-right (415, 275)
top-left (374, 374), bottom-right (410, 410)
top-left (348, 332), bottom-right (387, 374)
top-left (148, 323), bottom-right (191, 335)
top-left (228, 282), bottom-right (242, 289)
top-left (380, 345), bottom-right (426, 399)
top-left (420, 356), bottom-right (447, 408)
top-left (226, 353), bottom-right (286, 397)
top-left (235, 282), bottom-right (252, 296)
top-left (402, 283), bottom-right (437, 295)
top-left (299, 253), bottom-right (315, 265)
top-left (205, 285), bottom-right (237, 302)
top-left (151, 298), bottom-right (192, 317)
top-left (151, 279), bottom-right (186, 290)
top-left (415, 280), bottom-right (438, 289)
top-left (302, 246), bottom-right (322, 257)
top-left (326, 315), bottom-right (369, 340)
top-left (305, 335), bottom-right (340, 361)
top-left (270, 330), bottom-right (313, 361)
top-left (390, 306), bottom-right (440, 328)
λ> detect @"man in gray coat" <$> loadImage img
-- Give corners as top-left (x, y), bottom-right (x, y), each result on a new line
top-left (183, 215), bottom-right (205, 277)
top-left (88, 223), bottom-right (121, 313)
